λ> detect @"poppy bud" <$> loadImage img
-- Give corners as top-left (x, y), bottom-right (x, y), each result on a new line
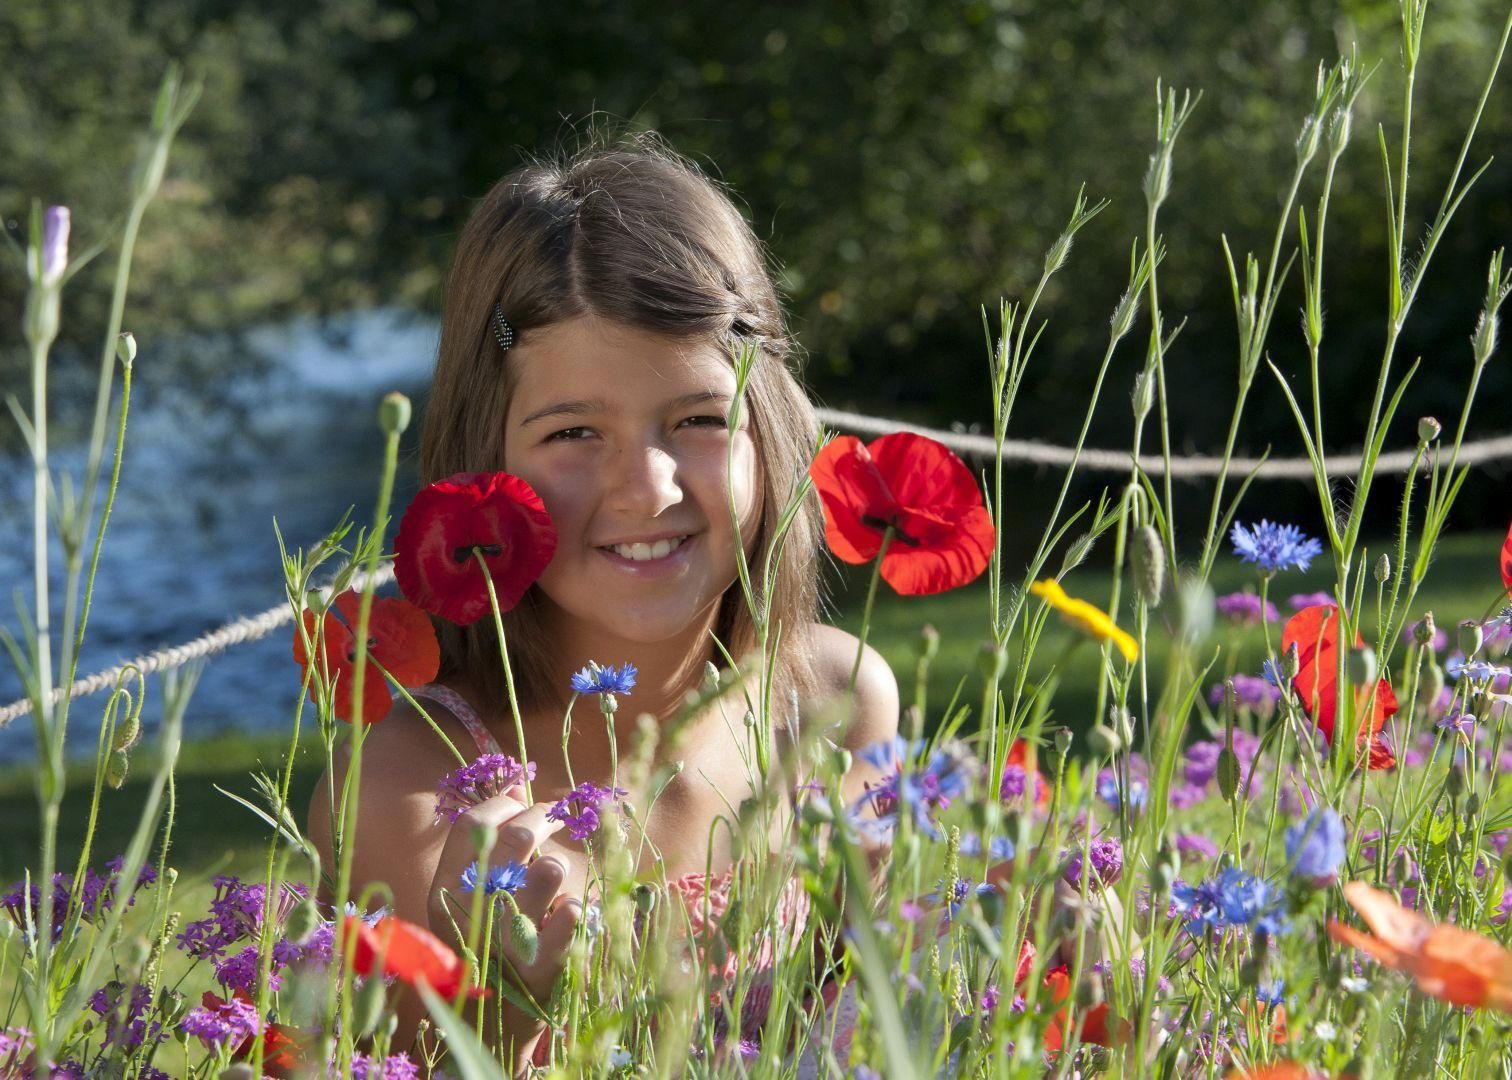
top-left (1280, 642), bottom-right (1301, 680)
top-left (1054, 726), bottom-right (1073, 757)
top-left (510, 909), bottom-right (539, 965)
top-left (977, 642), bottom-right (1008, 684)
top-left (111, 711), bottom-right (140, 752)
top-left (1088, 724), bottom-right (1121, 758)
top-left (800, 798), bottom-right (834, 827)
top-left (1459, 620), bottom-right (1484, 658)
top-left (1346, 646), bottom-right (1377, 687)
top-left (918, 624), bottom-right (940, 664)
top-left (1446, 764), bottom-right (1467, 800)
top-left (1217, 747), bottom-right (1240, 802)
top-left (703, 661), bottom-right (721, 691)
top-left (1075, 975), bottom-right (1105, 1010)
top-left (379, 391), bottom-right (411, 436)
top-left (633, 882), bottom-right (657, 915)
top-left (831, 745), bottom-right (853, 777)
top-left (1466, 792), bottom-right (1482, 817)
top-left (1374, 553), bottom-right (1391, 583)
top-left (1418, 416), bottom-right (1441, 443)
top-left (1413, 612), bottom-right (1437, 646)
top-left (1130, 524), bottom-right (1165, 607)
top-left (354, 968), bottom-right (387, 1035)
top-left (1419, 661), bottom-right (1445, 707)
top-left (116, 332), bottom-right (137, 367)
top-left (106, 749), bottom-right (130, 789)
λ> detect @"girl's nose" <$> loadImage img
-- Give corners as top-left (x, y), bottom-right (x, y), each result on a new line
top-left (608, 443), bottom-right (683, 518)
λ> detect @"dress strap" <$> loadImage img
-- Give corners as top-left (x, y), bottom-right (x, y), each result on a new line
top-left (409, 683), bottom-right (505, 759)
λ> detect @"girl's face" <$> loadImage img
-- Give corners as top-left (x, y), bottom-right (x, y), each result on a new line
top-left (502, 316), bottom-right (762, 649)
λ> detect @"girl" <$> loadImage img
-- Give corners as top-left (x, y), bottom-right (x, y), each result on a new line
top-left (308, 141), bottom-right (900, 1071)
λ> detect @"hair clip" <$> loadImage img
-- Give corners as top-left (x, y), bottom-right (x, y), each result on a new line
top-left (491, 303), bottom-right (516, 352)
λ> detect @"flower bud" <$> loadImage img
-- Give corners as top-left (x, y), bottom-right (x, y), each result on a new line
top-left (599, 693), bottom-right (618, 716)
top-left (1295, 115), bottom-right (1322, 163)
top-left (1346, 646), bottom-right (1377, 687)
top-left (1417, 416), bottom-right (1441, 443)
top-left (111, 711), bottom-right (141, 752)
top-left (918, 624), bottom-right (940, 664)
top-left (831, 745), bottom-right (853, 777)
top-left (1466, 792), bottom-right (1483, 817)
top-left (633, 882), bottom-right (658, 915)
top-left (1459, 620), bottom-right (1484, 658)
top-left (743, 709), bottom-right (756, 729)
top-left (977, 642), bottom-right (1008, 685)
top-left (40, 206), bottom-right (70, 287)
top-left (1419, 661), bottom-right (1446, 707)
top-left (1280, 642), bottom-right (1301, 680)
top-left (378, 391), bottom-right (411, 436)
top-left (703, 661), bottom-right (721, 691)
top-left (1446, 764), bottom-right (1467, 800)
top-left (1413, 612), bottom-right (1437, 646)
top-left (1374, 553), bottom-right (1391, 583)
top-left (1132, 366), bottom-right (1155, 424)
top-left (1054, 726), bottom-right (1073, 757)
top-left (1108, 705), bottom-right (1135, 746)
top-left (799, 798), bottom-right (834, 827)
top-left (510, 910), bottom-right (539, 965)
top-left (1328, 106), bottom-right (1353, 156)
top-left (116, 332), bottom-right (137, 367)
top-left (1217, 747), bottom-right (1240, 802)
top-left (1087, 724), bottom-right (1121, 758)
top-left (1130, 524), bottom-right (1165, 607)
top-left (105, 749), bottom-right (130, 789)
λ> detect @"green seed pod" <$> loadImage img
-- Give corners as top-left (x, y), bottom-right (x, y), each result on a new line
top-left (116, 332), bottom-right (137, 366)
top-left (1420, 661), bottom-right (1446, 706)
top-left (918, 624), bottom-right (940, 664)
top-left (1459, 620), bottom-right (1485, 658)
top-left (510, 910), bottom-right (539, 965)
top-left (633, 882), bottom-right (658, 915)
top-left (1280, 642), bottom-right (1301, 680)
top-left (378, 391), bottom-right (412, 436)
top-left (1087, 724), bottom-right (1121, 759)
top-left (1054, 727), bottom-right (1073, 757)
top-left (1417, 416), bottom-right (1442, 443)
top-left (1130, 525), bottom-right (1165, 608)
top-left (799, 798), bottom-right (834, 827)
top-left (1217, 747), bottom-right (1240, 802)
top-left (1413, 612), bottom-right (1437, 646)
top-left (105, 749), bottom-right (129, 789)
top-left (1446, 764), bottom-right (1467, 800)
top-left (976, 642), bottom-right (1008, 685)
top-left (111, 711), bottom-right (141, 752)
top-left (1346, 646), bottom-right (1377, 687)
top-left (1374, 553), bottom-right (1391, 583)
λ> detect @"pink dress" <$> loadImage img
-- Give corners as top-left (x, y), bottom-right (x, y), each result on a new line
top-left (408, 685), bottom-right (855, 1070)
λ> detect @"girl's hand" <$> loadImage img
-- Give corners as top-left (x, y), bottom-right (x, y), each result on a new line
top-left (427, 789), bottom-right (586, 1072)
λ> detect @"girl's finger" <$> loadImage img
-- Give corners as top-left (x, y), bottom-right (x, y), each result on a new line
top-left (537, 896), bottom-right (584, 964)
top-left (455, 790), bottom-right (530, 831)
top-left (512, 855), bottom-right (568, 922)
top-left (489, 802), bottom-right (566, 863)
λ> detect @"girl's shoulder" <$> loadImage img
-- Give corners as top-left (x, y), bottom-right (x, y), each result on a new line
top-left (804, 623), bottom-right (900, 753)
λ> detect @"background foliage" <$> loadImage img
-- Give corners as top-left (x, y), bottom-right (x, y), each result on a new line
top-left (3, 0), bottom-right (1509, 531)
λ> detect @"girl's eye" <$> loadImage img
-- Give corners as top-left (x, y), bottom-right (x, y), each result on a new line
top-left (679, 415), bottom-right (728, 430)
top-left (544, 426), bottom-right (594, 443)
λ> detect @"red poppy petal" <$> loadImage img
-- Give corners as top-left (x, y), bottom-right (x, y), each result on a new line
top-left (809, 436), bottom-right (891, 564)
top-left (1283, 605), bottom-right (1342, 742)
top-left (367, 598), bottom-right (442, 687)
top-left (879, 505), bottom-right (995, 595)
top-left (394, 472), bottom-right (557, 626)
top-left (1502, 521), bottom-right (1512, 594)
top-left (867, 432), bottom-right (985, 513)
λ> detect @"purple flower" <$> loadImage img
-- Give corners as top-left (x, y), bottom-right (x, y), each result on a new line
top-left (958, 832), bottom-right (1015, 861)
top-left (850, 739), bottom-right (977, 840)
top-left (351, 1051), bottom-right (421, 1080)
top-left (1065, 838), bottom-right (1124, 888)
top-left (40, 206), bottom-right (70, 286)
top-left (213, 945), bottom-right (283, 995)
top-left (1207, 674), bottom-right (1281, 716)
top-left (1175, 833), bottom-right (1219, 862)
top-left (1447, 654), bottom-right (1511, 683)
top-left (88, 982), bottom-right (163, 1050)
top-left (1215, 592), bottom-right (1279, 624)
top-left (0, 1028), bottom-right (33, 1074)
top-left (180, 995), bottom-right (261, 1048)
top-left (980, 983), bottom-right (1001, 1014)
top-left (570, 661), bottom-right (638, 696)
top-left (547, 782), bottom-right (628, 841)
top-left (1256, 979), bottom-right (1286, 1007)
top-left (460, 859), bottom-right (529, 895)
top-left (1172, 867), bottom-right (1286, 937)
top-left (1184, 741), bottom-right (1222, 787)
top-left (176, 877), bottom-right (306, 959)
top-left (1288, 590), bottom-right (1335, 611)
top-left (1284, 807), bottom-right (1346, 886)
top-left (1437, 711), bottom-right (1477, 739)
top-left (3, 858), bottom-right (157, 941)
top-left (1169, 783), bottom-right (1208, 808)
top-left (1230, 520), bottom-right (1324, 574)
top-left (1095, 769), bottom-right (1147, 813)
top-left (434, 754), bottom-right (537, 824)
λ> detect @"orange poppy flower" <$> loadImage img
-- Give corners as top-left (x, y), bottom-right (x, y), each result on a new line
top-left (1041, 965), bottom-right (1126, 1052)
top-left (292, 590), bottom-right (439, 725)
top-left (1281, 605), bottom-right (1396, 769)
top-left (808, 432), bottom-right (994, 596)
top-left (1328, 881), bottom-right (1512, 1010)
top-left (342, 914), bottom-right (486, 999)
top-left (1501, 520), bottom-right (1511, 594)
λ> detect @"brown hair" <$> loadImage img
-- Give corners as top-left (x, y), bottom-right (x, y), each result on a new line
top-left (418, 139), bottom-right (824, 727)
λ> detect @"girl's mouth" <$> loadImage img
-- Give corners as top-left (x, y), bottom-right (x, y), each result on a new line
top-left (596, 534), bottom-right (697, 575)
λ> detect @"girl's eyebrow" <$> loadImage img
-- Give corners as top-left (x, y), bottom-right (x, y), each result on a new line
top-left (519, 389), bottom-right (731, 427)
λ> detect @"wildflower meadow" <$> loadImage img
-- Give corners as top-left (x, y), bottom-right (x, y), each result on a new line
top-left (6, 4), bottom-right (1512, 1077)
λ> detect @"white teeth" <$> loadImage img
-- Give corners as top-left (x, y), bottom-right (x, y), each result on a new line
top-left (608, 536), bottom-right (687, 561)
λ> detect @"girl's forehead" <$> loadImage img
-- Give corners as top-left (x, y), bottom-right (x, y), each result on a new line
top-left (509, 318), bottom-right (736, 411)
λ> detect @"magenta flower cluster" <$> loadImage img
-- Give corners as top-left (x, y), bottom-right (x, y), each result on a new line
top-left (434, 754), bottom-right (537, 824)
top-left (547, 782), bottom-right (629, 841)
top-left (2, 857), bottom-right (156, 941)
top-left (1216, 591), bottom-right (1278, 624)
top-left (180, 994), bottom-right (261, 1048)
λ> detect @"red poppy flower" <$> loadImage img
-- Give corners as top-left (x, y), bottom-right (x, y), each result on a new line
top-left (394, 472), bottom-right (557, 625)
top-left (342, 914), bottom-right (485, 999)
top-left (292, 590), bottom-right (440, 725)
top-left (1501, 520), bottom-right (1512, 594)
top-left (1042, 965), bottom-right (1123, 1051)
top-left (808, 432), bottom-right (994, 596)
top-left (1281, 605), bottom-right (1397, 770)
top-left (235, 1023), bottom-right (309, 1078)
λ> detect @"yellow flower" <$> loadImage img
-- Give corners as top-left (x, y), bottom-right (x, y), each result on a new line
top-left (1029, 578), bottom-right (1139, 662)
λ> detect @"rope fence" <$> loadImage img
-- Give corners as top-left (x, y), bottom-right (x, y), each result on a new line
top-left (3, 407), bottom-right (1510, 727)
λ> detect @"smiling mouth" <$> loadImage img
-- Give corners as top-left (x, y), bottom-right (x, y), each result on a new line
top-left (598, 535), bottom-right (691, 562)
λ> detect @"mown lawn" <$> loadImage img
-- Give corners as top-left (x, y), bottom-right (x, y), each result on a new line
top-left (1, 529), bottom-right (1504, 882)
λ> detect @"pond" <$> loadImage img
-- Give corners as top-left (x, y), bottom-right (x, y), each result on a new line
top-left (0, 308), bottom-right (438, 762)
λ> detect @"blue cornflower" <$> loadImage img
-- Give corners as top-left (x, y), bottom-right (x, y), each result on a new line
top-left (570, 662), bottom-right (638, 696)
top-left (1171, 877), bottom-right (1228, 933)
top-left (959, 832), bottom-right (1016, 861)
top-left (1095, 770), bottom-right (1148, 813)
top-left (848, 739), bottom-right (976, 841)
top-left (1256, 980), bottom-right (1286, 1008)
top-left (1284, 807), bottom-right (1346, 887)
top-left (1230, 520), bottom-right (1324, 575)
top-left (856, 736), bottom-right (920, 772)
top-left (1171, 868), bottom-right (1288, 937)
top-left (1261, 657), bottom-right (1285, 687)
top-left (460, 860), bottom-right (529, 896)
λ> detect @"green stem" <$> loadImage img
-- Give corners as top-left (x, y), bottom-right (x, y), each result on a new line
top-left (848, 528), bottom-right (893, 696)
top-left (475, 551), bottom-right (533, 803)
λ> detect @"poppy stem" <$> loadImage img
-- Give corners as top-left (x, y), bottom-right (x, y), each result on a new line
top-left (474, 550), bottom-right (533, 803)
top-left (849, 527), bottom-right (894, 697)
